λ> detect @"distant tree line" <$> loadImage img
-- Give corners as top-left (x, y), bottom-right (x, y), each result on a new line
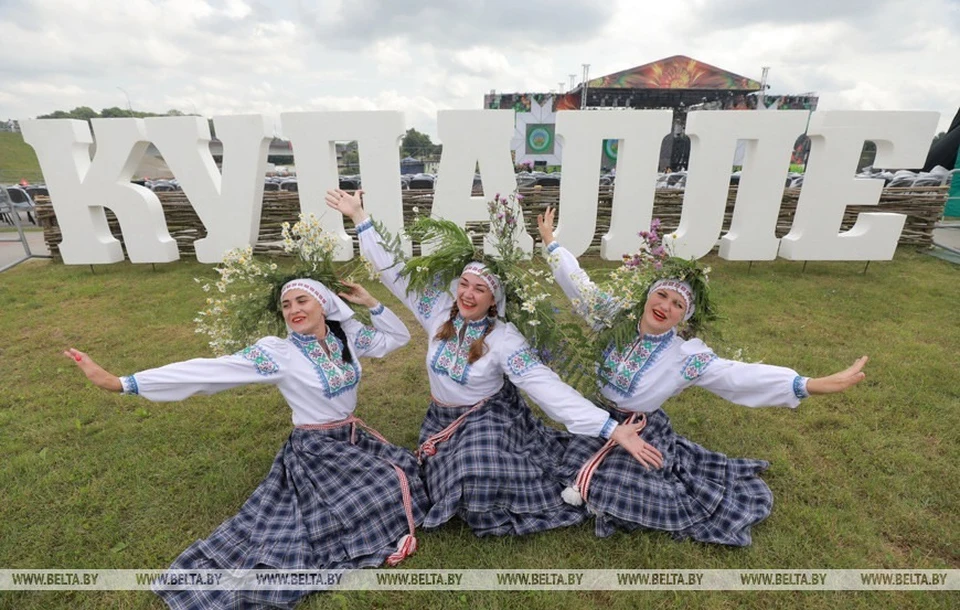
top-left (36, 107), bottom-right (215, 135)
top-left (37, 106), bottom-right (195, 120)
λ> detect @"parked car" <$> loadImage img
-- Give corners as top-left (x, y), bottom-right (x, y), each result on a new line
top-left (408, 174), bottom-right (435, 190)
top-left (3, 186), bottom-right (37, 224)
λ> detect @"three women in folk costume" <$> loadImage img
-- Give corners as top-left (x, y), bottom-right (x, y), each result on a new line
top-left (64, 192), bottom-right (868, 607)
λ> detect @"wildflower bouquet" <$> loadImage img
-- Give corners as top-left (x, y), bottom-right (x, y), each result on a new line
top-left (372, 192), bottom-right (594, 387)
top-left (565, 220), bottom-right (719, 363)
top-left (194, 214), bottom-right (352, 355)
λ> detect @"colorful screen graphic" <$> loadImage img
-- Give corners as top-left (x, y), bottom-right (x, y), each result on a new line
top-left (526, 124), bottom-right (555, 155)
top-left (603, 139), bottom-right (618, 163)
top-left (588, 55), bottom-right (761, 91)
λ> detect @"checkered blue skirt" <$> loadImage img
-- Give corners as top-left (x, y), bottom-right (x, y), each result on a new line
top-left (561, 408), bottom-right (773, 546)
top-left (155, 425), bottom-right (428, 610)
top-left (418, 380), bottom-right (587, 536)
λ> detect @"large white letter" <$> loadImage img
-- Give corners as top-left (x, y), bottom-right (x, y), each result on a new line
top-left (671, 111), bottom-right (807, 260)
top-left (146, 115), bottom-right (272, 263)
top-left (779, 111), bottom-right (940, 260)
top-left (281, 111), bottom-right (406, 260)
top-left (20, 118), bottom-right (178, 264)
top-left (554, 110), bottom-right (670, 258)
top-left (431, 110), bottom-right (528, 256)
top-left (717, 111), bottom-right (810, 260)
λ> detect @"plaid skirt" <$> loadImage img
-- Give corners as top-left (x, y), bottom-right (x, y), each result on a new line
top-left (418, 380), bottom-right (587, 536)
top-left (561, 408), bottom-right (773, 546)
top-left (155, 424), bottom-right (428, 610)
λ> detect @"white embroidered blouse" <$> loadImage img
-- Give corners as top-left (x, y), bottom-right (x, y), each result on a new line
top-left (118, 304), bottom-right (411, 426)
top-left (357, 219), bottom-right (614, 438)
top-left (545, 242), bottom-right (810, 413)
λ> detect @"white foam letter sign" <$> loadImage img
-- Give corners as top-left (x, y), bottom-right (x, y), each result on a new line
top-left (554, 109), bottom-right (670, 258)
top-left (145, 115), bottom-right (272, 263)
top-left (779, 111), bottom-right (940, 260)
top-left (670, 110), bottom-right (808, 260)
top-left (282, 111), bottom-right (407, 260)
top-left (431, 110), bottom-right (529, 256)
top-left (20, 118), bottom-right (178, 264)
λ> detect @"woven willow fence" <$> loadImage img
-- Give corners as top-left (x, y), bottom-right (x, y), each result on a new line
top-left (36, 185), bottom-right (946, 261)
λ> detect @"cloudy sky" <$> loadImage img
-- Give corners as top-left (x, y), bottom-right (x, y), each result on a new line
top-left (1, 0), bottom-right (958, 138)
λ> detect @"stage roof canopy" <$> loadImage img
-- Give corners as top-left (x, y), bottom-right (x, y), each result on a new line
top-left (587, 55), bottom-right (761, 91)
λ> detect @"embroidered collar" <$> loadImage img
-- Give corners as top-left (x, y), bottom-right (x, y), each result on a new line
top-left (453, 314), bottom-right (492, 333)
top-left (288, 329), bottom-right (360, 397)
top-left (430, 315), bottom-right (492, 384)
top-left (637, 328), bottom-right (675, 344)
top-left (600, 328), bottom-right (675, 398)
top-left (289, 330), bottom-right (329, 346)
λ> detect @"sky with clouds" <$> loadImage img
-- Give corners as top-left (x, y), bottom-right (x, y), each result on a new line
top-left (1, 0), bottom-right (958, 138)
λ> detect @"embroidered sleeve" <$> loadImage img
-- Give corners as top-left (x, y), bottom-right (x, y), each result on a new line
top-left (342, 307), bottom-right (410, 359)
top-left (599, 417), bottom-right (618, 440)
top-left (236, 345), bottom-right (281, 376)
top-left (681, 352), bottom-right (717, 381)
top-left (689, 351), bottom-right (807, 409)
top-left (506, 346), bottom-right (544, 377)
top-left (353, 325), bottom-right (378, 352)
top-left (793, 375), bottom-right (811, 399)
top-left (120, 375), bottom-right (139, 395)
top-left (499, 324), bottom-right (611, 437)
top-left (415, 277), bottom-right (445, 320)
top-left (544, 242), bottom-right (621, 329)
top-left (356, 218), bottom-right (374, 234)
top-left (357, 222), bottom-right (453, 328)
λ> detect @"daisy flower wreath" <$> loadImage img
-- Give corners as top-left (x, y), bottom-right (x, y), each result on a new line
top-left (194, 214), bottom-right (357, 355)
top-left (373, 192), bottom-right (598, 392)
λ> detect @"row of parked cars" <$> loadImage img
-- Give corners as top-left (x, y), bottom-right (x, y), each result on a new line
top-left (654, 166), bottom-right (959, 191)
top-left (5, 165), bottom-right (955, 227)
top-left (857, 165), bottom-right (958, 188)
top-left (128, 171), bottom-right (584, 194)
top-left (0, 185), bottom-right (46, 225)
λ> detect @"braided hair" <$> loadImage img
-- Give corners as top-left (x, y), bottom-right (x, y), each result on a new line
top-left (434, 302), bottom-right (497, 364)
top-left (325, 320), bottom-right (354, 364)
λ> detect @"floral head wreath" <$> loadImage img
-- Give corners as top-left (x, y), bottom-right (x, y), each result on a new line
top-left (195, 214), bottom-right (356, 355)
top-left (373, 192), bottom-right (574, 367)
top-left (567, 220), bottom-right (719, 362)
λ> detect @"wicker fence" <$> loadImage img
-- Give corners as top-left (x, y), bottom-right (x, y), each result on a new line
top-left (36, 185), bottom-right (947, 261)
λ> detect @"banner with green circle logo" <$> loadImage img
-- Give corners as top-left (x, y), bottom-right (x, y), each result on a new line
top-left (603, 139), bottom-right (619, 162)
top-left (526, 124), bottom-right (555, 155)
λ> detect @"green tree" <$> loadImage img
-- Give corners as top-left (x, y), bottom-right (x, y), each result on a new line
top-left (341, 149), bottom-right (360, 171)
top-left (100, 106), bottom-right (133, 118)
top-left (37, 110), bottom-right (74, 119)
top-left (401, 128), bottom-right (439, 158)
top-left (69, 106), bottom-right (99, 121)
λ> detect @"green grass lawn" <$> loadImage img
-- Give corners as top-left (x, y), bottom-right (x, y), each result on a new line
top-left (0, 251), bottom-right (957, 609)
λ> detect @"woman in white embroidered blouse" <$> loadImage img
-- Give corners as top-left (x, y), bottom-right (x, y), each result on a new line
top-left (537, 207), bottom-right (867, 546)
top-left (325, 189), bottom-right (655, 537)
top-left (65, 278), bottom-right (428, 610)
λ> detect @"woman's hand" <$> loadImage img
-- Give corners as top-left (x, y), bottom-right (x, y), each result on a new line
top-left (805, 356), bottom-right (868, 395)
top-left (536, 206), bottom-right (556, 246)
top-left (338, 280), bottom-right (378, 309)
top-left (610, 421), bottom-right (664, 470)
top-left (63, 348), bottom-right (122, 392)
top-left (324, 189), bottom-right (368, 224)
